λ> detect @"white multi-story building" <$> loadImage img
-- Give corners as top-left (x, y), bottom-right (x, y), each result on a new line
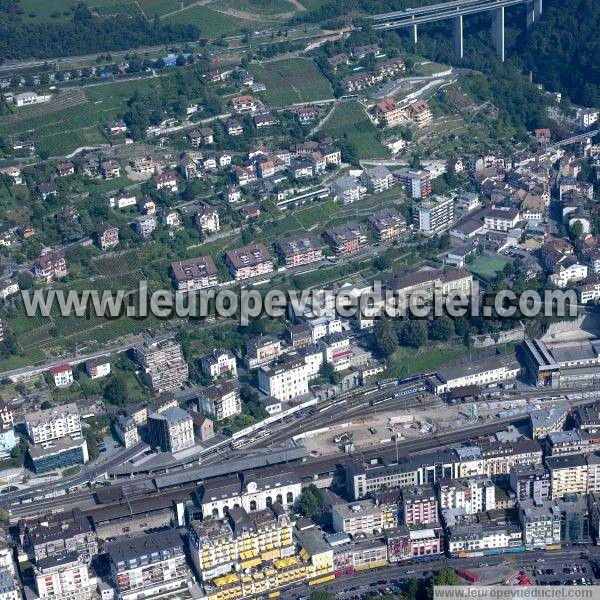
top-left (258, 356), bottom-right (309, 402)
top-left (200, 349), bottom-right (237, 380)
top-left (26, 403), bottom-right (81, 444)
top-left (105, 529), bottom-right (188, 600)
top-left (198, 380), bottom-right (241, 421)
top-left (332, 500), bottom-right (396, 536)
top-left (198, 472), bottom-right (301, 519)
top-left (132, 337), bottom-right (189, 393)
top-left (34, 552), bottom-right (94, 600)
top-left (0, 570), bottom-right (18, 600)
top-left (148, 407), bottom-right (194, 453)
top-left (48, 364), bottom-right (74, 388)
top-left (412, 197), bottom-right (455, 235)
top-left (483, 206), bottom-right (521, 232)
top-left (518, 500), bottom-right (562, 549)
top-left (114, 416), bottom-right (140, 449)
top-left (437, 477), bottom-right (496, 514)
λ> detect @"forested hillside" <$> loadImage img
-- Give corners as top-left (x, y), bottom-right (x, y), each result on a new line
top-left (0, 1), bottom-right (199, 60)
top-left (520, 0), bottom-right (600, 106)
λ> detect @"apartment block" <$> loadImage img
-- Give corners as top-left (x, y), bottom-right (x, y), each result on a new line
top-left (546, 454), bottom-right (588, 498)
top-left (401, 486), bottom-right (439, 527)
top-left (396, 168), bottom-right (432, 199)
top-left (332, 500), bottom-right (396, 536)
top-left (323, 222), bottom-right (367, 256)
top-left (225, 243), bottom-right (274, 281)
top-left (258, 356), bottom-right (310, 402)
top-left (275, 233), bottom-right (323, 268)
top-left (200, 348), bottom-right (237, 380)
top-left (367, 208), bottom-right (407, 242)
top-left (198, 380), bottom-right (241, 421)
top-left (412, 196), bottom-right (455, 234)
top-left (148, 407), bottom-right (194, 453)
top-left (170, 256), bottom-right (218, 292)
top-left (245, 335), bottom-right (282, 369)
top-left (105, 529), bottom-right (189, 600)
top-left (26, 403), bottom-right (81, 444)
top-left (518, 500), bottom-right (562, 549)
top-left (34, 551), bottom-right (93, 600)
top-left (132, 337), bottom-right (189, 393)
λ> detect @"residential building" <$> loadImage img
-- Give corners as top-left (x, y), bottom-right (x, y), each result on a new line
top-left (406, 100), bottom-right (432, 127)
top-left (332, 499), bottom-right (395, 538)
top-left (100, 160), bottom-right (121, 180)
top-left (188, 506), bottom-right (298, 591)
top-left (0, 279), bottom-right (19, 301)
top-left (386, 268), bottom-right (473, 305)
top-left (114, 416), bottom-right (140, 449)
top-left (519, 500), bottom-right (562, 549)
top-left (225, 243), bottom-right (274, 281)
top-left (26, 403), bottom-right (81, 443)
top-left (396, 169), bottom-right (432, 199)
top-left (361, 166), bottom-right (394, 194)
top-left (34, 551), bottom-right (93, 600)
top-left (368, 208), bottom-right (407, 242)
top-left (510, 464), bottom-right (551, 503)
top-left (56, 162), bottom-right (75, 177)
top-left (483, 206), bottom-right (521, 231)
top-left (85, 358), bottom-right (110, 379)
top-left (200, 349), bottom-right (237, 380)
top-left (0, 570), bottom-right (18, 600)
top-left (154, 172), bottom-right (178, 192)
top-left (198, 381), bottom-right (241, 421)
top-left (331, 175), bottom-right (367, 205)
top-left (148, 407), bottom-right (194, 453)
top-left (529, 404), bottom-right (569, 439)
top-left (412, 196), bottom-right (455, 234)
top-left (546, 454), bottom-right (588, 498)
top-left (323, 222), bottom-right (367, 256)
top-left (34, 251), bottom-right (68, 282)
top-left (132, 337), bottom-right (189, 393)
top-left (49, 364), bottom-right (74, 388)
top-left (170, 256), bottom-right (218, 292)
top-left (275, 233), bottom-right (323, 268)
top-left (437, 477), bottom-right (496, 514)
top-left (95, 223), bottom-right (119, 250)
top-left (245, 335), bottom-right (282, 369)
top-left (401, 486), bottom-right (438, 527)
top-left (105, 529), bottom-right (188, 600)
top-left (229, 95), bottom-right (258, 113)
top-left (258, 356), bottom-right (310, 401)
top-left (195, 207), bottom-right (220, 233)
top-left (28, 437), bottom-right (89, 474)
top-left (130, 156), bottom-right (155, 175)
top-left (375, 98), bottom-right (405, 128)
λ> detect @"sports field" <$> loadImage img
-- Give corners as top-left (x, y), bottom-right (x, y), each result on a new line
top-left (250, 58), bottom-right (333, 107)
top-left (467, 254), bottom-right (510, 280)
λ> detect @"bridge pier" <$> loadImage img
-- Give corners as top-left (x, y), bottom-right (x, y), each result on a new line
top-left (410, 23), bottom-right (418, 46)
top-left (453, 15), bottom-right (464, 59)
top-left (491, 6), bottom-right (505, 62)
top-left (527, 0), bottom-right (543, 27)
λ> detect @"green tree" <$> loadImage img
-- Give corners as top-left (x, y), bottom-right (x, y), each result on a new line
top-left (374, 317), bottom-right (398, 357)
top-left (103, 375), bottom-right (127, 406)
top-left (429, 315), bottom-right (454, 341)
top-left (398, 319), bottom-right (428, 348)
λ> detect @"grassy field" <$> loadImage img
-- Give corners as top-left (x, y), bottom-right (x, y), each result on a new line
top-left (19, 0), bottom-right (142, 20)
top-left (163, 6), bottom-right (251, 36)
top-left (0, 78), bottom-right (160, 156)
top-left (467, 255), bottom-right (510, 281)
top-left (250, 58), bottom-right (333, 107)
top-left (215, 0), bottom-right (300, 15)
top-left (385, 344), bottom-right (468, 378)
top-left (321, 101), bottom-right (389, 159)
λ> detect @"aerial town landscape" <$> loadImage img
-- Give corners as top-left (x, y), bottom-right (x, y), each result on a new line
top-left (0, 0), bottom-right (599, 599)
